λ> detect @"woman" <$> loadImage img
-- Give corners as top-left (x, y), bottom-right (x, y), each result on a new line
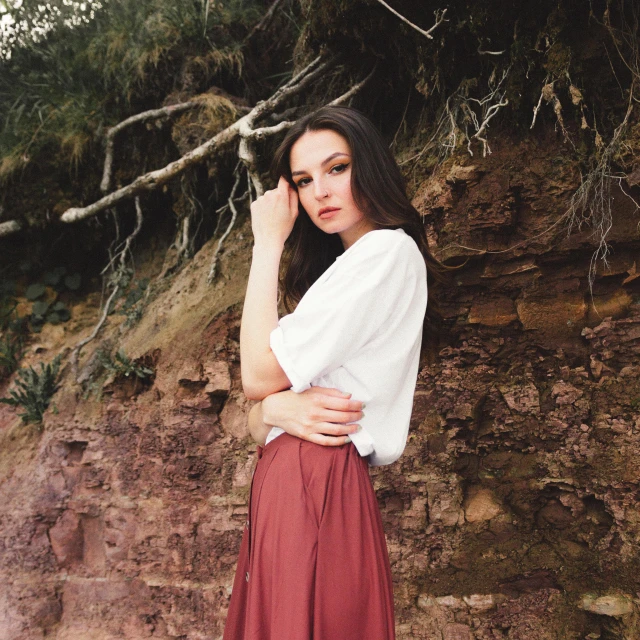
top-left (223, 105), bottom-right (439, 639)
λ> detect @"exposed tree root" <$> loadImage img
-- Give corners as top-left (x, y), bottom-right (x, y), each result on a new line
top-left (58, 53), bottom-right (336, 225)
top-left (70, 197), bottom-right (144, 378)
top-left (101, 102), bottom-right (198, 194)
top-left (208, 165), bottom-right (245, 283)
top-left (373, 1), bottom-right (447, 40)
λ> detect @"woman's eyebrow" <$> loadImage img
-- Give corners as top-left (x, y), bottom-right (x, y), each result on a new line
top-left (291, 152), bottom-right (350, 177)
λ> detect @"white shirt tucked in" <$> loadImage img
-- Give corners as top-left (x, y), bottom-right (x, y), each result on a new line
top-left (267, 228), bottom-right (428, 467)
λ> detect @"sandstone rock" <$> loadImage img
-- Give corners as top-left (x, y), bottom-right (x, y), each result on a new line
top-left (462, 593), bottom-right (499, 611)
top-left (203, 360), bottom-right (231, 396)
top-left (426, 475), bottom-right (464, 527)
top-left (49, 510), bottom-right (83, 567)
top-left (468, 297), bottom-right (517, 326)
top-left (417, 594), bottom-right (438, 609)
top-left (551, 381), bottom-right (584, 405)
top-left (499, 382), bottom-right (540, 415)
top-left (443, 622), bottom-right (474, 639)
top-left (580, 593), bottom-right (634, 617)
top-left (446, 164), bottom-right (480, 184)
top-left (587, 290), bottom-right (632, 323)
top-left (516, 293), bottom-right (586, 332)
top-left (435, 595), bottom-right (466, 609)
top-left (463, 487), bottom-right (503, 523)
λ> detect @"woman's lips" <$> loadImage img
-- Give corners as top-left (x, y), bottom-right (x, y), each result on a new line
top-left (319, 207), bottom-right (339, 219)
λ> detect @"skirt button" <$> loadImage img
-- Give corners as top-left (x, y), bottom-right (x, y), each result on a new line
top-left (245, 572), bottom-right (250, 582)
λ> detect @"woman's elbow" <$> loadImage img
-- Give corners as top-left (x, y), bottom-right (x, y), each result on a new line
top-left (241, 374), bottom-right (273, 401)
top-left (242, 375), bottom-right (290, 401)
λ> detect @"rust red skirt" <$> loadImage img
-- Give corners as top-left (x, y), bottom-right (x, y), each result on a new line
top-left (223, 432), bottom-right (395, 640)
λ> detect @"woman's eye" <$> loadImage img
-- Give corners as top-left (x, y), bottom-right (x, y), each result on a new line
top-left (296, 177), bottom-right (311, 188)
top-left (330, 163), bottom-right (348, 174)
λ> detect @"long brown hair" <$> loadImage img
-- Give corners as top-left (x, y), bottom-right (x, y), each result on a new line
top-left (271, 105), bottom-right (443, 320)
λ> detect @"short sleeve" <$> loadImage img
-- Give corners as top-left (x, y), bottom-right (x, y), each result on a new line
top-left (269, 232), bottom-right (423, 393)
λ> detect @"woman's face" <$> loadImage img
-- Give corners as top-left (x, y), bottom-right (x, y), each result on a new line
top-left (289, 129), bottom-right (376, 249)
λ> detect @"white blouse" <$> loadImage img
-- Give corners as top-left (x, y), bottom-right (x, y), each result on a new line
top-left (267, 228), bottom-right (428, 466)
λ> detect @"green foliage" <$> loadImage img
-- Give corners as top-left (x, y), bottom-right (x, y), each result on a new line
top-left (0, 0), bottom-right (262, 185)
top-left (118, 277), bottom-right (149, 326)
top-left (0, 333), bottom-right (23, 379)
top-left (23, 267), bottom-right (79, 332)
top-left (97, 348), bottom-right (155, 380)
top-left (0, 354), bottom-right (62, 424)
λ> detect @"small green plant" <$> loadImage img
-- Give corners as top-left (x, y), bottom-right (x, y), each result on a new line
top-left (25, 267), bottom-right (79, 332)
top-left (98, 348), bottom-right (155, 380)
top-left (118, 278), bottom-right (149, 327)
top-left (0, 355), bottom-right (62, 425)
top-left (0, 332), bottom-right (24, 379)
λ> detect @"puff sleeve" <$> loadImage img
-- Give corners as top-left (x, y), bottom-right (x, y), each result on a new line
top-left (269, 232), bottom-right (423, 393)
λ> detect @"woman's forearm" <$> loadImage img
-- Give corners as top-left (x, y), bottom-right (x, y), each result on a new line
top-left (248, 401), bottom-right (272, 447)
top-left (240, 243), bottom-right (291, 399)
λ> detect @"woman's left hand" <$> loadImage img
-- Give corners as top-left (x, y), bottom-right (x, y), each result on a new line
top-left (260, 386), bottom-right (364, 446)
top-left (250, 176), bottom-right (299, 249)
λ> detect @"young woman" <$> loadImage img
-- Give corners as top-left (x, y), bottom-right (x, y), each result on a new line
top-left (223, 105), bottom-right (439, 639)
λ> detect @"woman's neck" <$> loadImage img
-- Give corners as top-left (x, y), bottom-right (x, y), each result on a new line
top-left (339, 219), bottom-right (378, 250)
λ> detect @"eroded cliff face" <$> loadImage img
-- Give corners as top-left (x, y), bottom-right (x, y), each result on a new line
top-left (1, 131), bottom-right (640, 639)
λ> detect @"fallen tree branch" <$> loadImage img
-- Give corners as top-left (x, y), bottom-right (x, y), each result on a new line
top-left (60, 54), bottom-right (336, 224)
top-left (329, 64), bottom-right (377, 105)
top-left (100, 102), bottom-right (198, 193)
top-left (373, 2), bottom-right (447, 40)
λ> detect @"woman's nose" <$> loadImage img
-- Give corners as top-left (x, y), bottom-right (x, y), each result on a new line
top-left (313, 178), bottom-right (329, 200)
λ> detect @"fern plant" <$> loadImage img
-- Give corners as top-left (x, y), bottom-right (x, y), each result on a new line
top-left (98, 348), bottom-right (154, 379)
top-left (0, 354), bottom-right (62, 424)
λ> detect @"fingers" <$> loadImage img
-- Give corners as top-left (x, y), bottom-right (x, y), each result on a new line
top-left (309, 421), bottom-right (360, 436)
top-left (307, 433), bottom-right (353, 447)
top-left (277, 175), bottom-right (289, 194)
top-left (306, 387), bottom-right (365, 411)
top-left (320, 408), bottom-right (363, 424)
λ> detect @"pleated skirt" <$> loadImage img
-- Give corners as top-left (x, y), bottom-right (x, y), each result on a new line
top-left (223, 432), bottom-right (395, 640)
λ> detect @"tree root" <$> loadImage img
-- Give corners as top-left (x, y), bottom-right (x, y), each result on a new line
top-left (101, 102), bottom-right (198, 194)
top-left (58, 53), bottom-right (337, 225)
top-left (208, 165), bottom-right (245, 283)
top-left (71, 197), bottom-right (144, 379)
top-left (373, 2), bottom-right (447, 40)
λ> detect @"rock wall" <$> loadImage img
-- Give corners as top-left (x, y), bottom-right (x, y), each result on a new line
top-left (1, 131), bottom-right (640, 639)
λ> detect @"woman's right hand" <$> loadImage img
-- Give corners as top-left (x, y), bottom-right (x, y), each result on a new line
top-left (250, 175), bottom-right (299, 250)
top-left (261, 386), bottom-right (364, 446)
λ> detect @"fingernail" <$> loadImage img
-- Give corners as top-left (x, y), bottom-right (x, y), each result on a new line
top-left (344, 436), bottom-right (351, 443)
top-left (361, 402), bottom-right (366, 409)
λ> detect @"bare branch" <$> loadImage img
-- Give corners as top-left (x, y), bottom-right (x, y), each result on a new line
top-left (245, 0), bottom-right (286, 42)
top-left (101, 102), bottom-right (198, 193)
top-left (63, 120), bottom-right (243, 223)
top-left (71, 197), bottom-right (144, 378)
top-left (61, 53), bottom-right (337, 224)
top-left (329, 64), bottom-right (377, 106)
top-left (247, 119), bottom-right (296, 140)
top-left (238, 137), bottom-right (264, 197)
top-left (208, 168), bottom-right (244, 282)
top-left (0, 220), bottom-right (21, 237)
top-left (373, 2), bottom-right (447, 40)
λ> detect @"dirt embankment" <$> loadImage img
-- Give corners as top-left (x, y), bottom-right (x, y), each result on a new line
top-left (1, 130), bottom-right (640, 639)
